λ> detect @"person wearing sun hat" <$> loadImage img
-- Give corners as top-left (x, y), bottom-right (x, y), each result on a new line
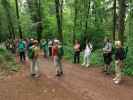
top-left (113, 40), bottom-right (125, 84)
top-left (30, 40), bottom-right (40, 78)
top-left (52, 39), bottom-right (64, 76)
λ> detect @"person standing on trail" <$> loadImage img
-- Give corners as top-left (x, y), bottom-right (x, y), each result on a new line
top-left (103, 38), bottom-right (113, 74)
top-left (29, 40), bottom-right (40, 78)
top-left (48, 39), bottom-right (53, 57)
top-left (73, 40), bottom-right (81, 64)
top-left (41, 39), bottom-right (49, 58)
top-left (18, 39), bottom-right (26, 63)
top-left (82, 41), bottom-right (93, 67)
top-left (113, 41), bottom-right (125, 84)
top-left (52, 39), bottom-right (64, 76)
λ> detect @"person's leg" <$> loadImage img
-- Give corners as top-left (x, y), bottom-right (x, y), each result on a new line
top-left (23, 51), bottom-right (26, 61)
top-left (82, 53), bottom-right (86, 66)
top-left (114, 61), bottom-right (122, 84)
top-left (77, 52), bottom-right (80, 64)
top-left (86, 54), bottom-right (90, 67)
top-left (20, 52), bottom-right (23, 62)
top-left (116, 61), bottom-right (122, 83)
top-left (31, 59), bottom-right (36, 76)
top-left (74, 52), bottom-right (76, 63)
top-left (34, 59), bottom-right (40, 77)
top-left (58, 59), bottom-right (63, 75)
top-left (106, 54), bottom-right (112, 74)
top-left (103, 54), bottom-right (107, 72)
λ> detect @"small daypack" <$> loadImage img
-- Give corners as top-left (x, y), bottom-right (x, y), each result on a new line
top-left (28, 46), bottom-right (35, 59)
top-left (58, 46), bottom-right (64, 59)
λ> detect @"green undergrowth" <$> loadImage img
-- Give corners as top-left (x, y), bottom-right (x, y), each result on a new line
top-left (0, 48), bottom-right (21, 74)
top-left (64, 46), bottom-right (133, 76)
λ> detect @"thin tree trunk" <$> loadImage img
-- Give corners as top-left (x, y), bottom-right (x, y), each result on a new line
top-left (55, 0), bottom-right (63, 43)
top-left (73, 0), bottom-right (78, 44)
top-left (1, 0), bottom-right (15, 39)
top-left (118, 0), bottom-right (126, 45)
top-left (113, 0), bottom-right (116, 41)
top-left (84, 0), bottom-right (91, 41)
top-left (15, 0), bottom-right (23, 39)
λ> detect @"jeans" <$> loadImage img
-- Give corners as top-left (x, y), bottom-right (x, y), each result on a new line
top-left (31, 58), bottom-right (40, 75)
top-left (54, 56), bottom-right (63, 73)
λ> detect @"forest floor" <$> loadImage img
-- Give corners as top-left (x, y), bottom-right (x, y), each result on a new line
top-left (0, 57), bottom-right (133, 100)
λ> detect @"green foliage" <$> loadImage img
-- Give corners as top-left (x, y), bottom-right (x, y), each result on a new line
top-left (0, 48), bottom-right (20, 72)
top-left (90, 50), bottom-right (103, 65)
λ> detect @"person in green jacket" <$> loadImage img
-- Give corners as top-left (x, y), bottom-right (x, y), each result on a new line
top-left (18, 39), bottom-right (26, 63)
top-left (41, 39), bottom-right (49, 58)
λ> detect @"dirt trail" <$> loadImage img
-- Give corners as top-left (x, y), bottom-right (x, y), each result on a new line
top-left (0, 58), bottom-right (133, 100)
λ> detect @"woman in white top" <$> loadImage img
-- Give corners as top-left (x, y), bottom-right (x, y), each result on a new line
top-left (82, 41), bottom-right (93, 67)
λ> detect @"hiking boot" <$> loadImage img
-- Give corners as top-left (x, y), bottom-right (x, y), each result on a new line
top-left (81, 63), bottom-right (85, 66)
top-left (86, 64), bottom-right (90, 67)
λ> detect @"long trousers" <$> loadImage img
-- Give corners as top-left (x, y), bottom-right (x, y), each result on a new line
top-left (31, 58), bottom-right (40, 75)
top-left (19, 51), bottom-right (26, 62)
top-left (82, 53), bottom-right (91, 65)
top-left (74, 51), bottom-right (80, 64)
top-left (115, 60), bottom-right (123, 82)
top-left (54, 56), bottom-right (63, 73)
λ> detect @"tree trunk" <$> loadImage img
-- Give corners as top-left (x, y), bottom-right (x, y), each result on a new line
top-left (118, 0), bottom-right (126, 45)
top-left (1, 0), bottom-right (15, 39)
top-left (55, 0), bottom-right (63, 43)
top-left (15, 0), bottom-right (23, 39)
top-left (27, 0), bottom-right (43, 41)
top-left (73, 0), bottom-right (78, 44)
top-left (84, 0), bottom-right (91, 41)
top-left (112, 0), bottom-right (116, 41)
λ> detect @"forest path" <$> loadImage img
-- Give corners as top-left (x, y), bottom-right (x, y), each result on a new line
top-left (0, 57), bottom-right (133, 100)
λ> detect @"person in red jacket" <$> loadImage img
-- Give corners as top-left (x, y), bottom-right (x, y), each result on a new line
top-left (52, 39), bottom-right (64, 76)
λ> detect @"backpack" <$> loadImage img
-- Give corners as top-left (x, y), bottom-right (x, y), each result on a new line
top-left (28, 46), bottom-right (35, 59)
top-left (18, 41), bottom-right (25, 52)
top-left (58, 46), bottom-right (64, 59)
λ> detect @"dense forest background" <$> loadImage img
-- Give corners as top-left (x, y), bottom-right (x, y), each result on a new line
top-left (0, 0), bottom-right (133, 75)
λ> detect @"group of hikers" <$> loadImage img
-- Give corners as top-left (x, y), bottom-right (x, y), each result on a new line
top-left (73, 37), bottom-right (127, 84)
top-left (5, 36), bottom-right (127, 85)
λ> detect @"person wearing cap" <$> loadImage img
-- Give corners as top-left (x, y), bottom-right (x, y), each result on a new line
top-left (113, 41), bottom-right (125, 84)
top-left (52, 39), bottom-right (64, 76)
top-left (30, 40), bottom-right (40, 78)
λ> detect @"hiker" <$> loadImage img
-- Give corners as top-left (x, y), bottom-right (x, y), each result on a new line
top-left (18, 39), bottom-right (26, 63)
top-left (52, 39), bottom-right (64, 76)
top-left (48, 39), bottom-right (53, 57)
top-left (41, 39), bottom-right (49, 58)
top-left (29, 40), bottom-right (40, 78)
top-left (113, 41), bottom-right (125, 84)
top-left (103, 38), bottom-right (112, 74)
top-left (82, 41), bottom-right (93, 67)
top-left (73, 40), bottom-right (81, 64)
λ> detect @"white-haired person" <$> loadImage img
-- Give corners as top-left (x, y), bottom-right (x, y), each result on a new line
top-left (52, 39), bottom-right (64, 76)
top-left (113, 41), bottom-right (125, 84)
top-left (82, 41), bottom-right (93, 67)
